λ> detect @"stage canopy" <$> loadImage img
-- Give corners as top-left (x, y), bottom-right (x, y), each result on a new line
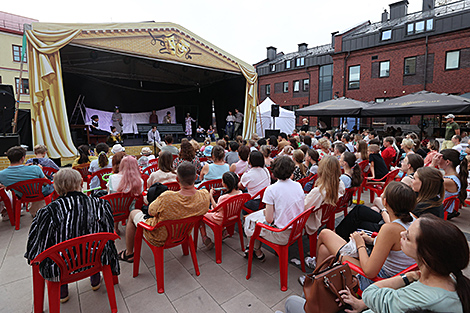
top-left (26, 22), bottom-right (258, 158)
top-left (256, 97), bottom-right (295, 136)
top-left (295, 97), bottom-right (370, 117)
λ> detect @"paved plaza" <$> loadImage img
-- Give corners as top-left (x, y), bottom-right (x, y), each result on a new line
top-left (1, 193), bottom-right (470, 313)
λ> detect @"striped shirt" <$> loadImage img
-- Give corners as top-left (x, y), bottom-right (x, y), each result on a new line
top-left (24, 191), bottom-right (120, 281)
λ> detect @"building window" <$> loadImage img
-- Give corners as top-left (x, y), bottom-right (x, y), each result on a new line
top-left (295, 57), bottom-right (305, 67)
top-left (379, 61), bottom-right (390, 77)
top-left (348, 65), bottom-right (360, 89)
top-left (407, 19), bottom-right (433, 35)
top-left (15, 78), bottom-right (29, 94)
top-left (415, 21), bottom-right (425, 33)
top-left (12, 45), bottom-right (27, 63)
top-left (303, 79), bottom-right (309, 92)
top-left (407, 23), bottom-right (414, 34)
top-left (270, 64), bottom-right (276, 72)
top-left (285, 60), bottom-right (291, 69)
top-left (319, 64), bottom-right (333, 102)
top-left (426, 19), bottom-right (433, 31)
top-left (265, 84), bottom-right (271, 95)
top-left (446, 51), bottom-right (460, 70)
top-left (404, 57), bottom-right (416, 75)
top-left (293, 80), bottom-right (300, 92)
top-left (381, 30), bottom-right (392, 41)
top-left (283, 81), bottom-right (288, 93)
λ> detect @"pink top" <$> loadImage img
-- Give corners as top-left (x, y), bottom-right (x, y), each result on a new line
top-left (204, 190), bottom-right (243, 224)
top-left (424, 150), bottom-right (438, 167)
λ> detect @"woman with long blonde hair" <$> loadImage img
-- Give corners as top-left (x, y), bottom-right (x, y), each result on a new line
top-left (355, 140), bottom-right (369, 162)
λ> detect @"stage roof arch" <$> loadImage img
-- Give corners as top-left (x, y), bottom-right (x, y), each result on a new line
top-left (26, 22), bottom-right (258, 158)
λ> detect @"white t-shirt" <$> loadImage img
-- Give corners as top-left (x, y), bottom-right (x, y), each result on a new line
top-left (240, 167), bottom-right (271, 197)
top-left (262, 179), bottom-right (305, 229)
top-left (89, 158), bottom-right (112, 188)
top-left (453, 143), bottom-right (465, 153)
top-left (107, 173), bottom-right (144, 194)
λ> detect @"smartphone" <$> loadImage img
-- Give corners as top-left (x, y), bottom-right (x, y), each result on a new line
top-left (32, 158), bottom-right (39, 165)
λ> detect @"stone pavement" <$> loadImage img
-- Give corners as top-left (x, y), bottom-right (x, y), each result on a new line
top-left (1, 193), bottom-right (470, 313)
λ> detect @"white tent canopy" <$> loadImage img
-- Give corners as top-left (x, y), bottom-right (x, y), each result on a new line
top-left (256, 97), bottom-right (296, 137)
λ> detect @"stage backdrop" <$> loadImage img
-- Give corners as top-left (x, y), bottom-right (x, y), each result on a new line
top-left (85, 106), bottom-right (176, 134)
top-left (26, 22), bottom-right (258, 158)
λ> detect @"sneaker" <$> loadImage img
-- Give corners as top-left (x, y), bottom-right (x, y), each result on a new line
top-left (298, 275), bottom-right (306, 287)
top-left (447, 211), bottom-right (460, 220)
top-left (90, 273), bottom-right (101, 291)
top-left (305, 256), bottom-right (316, 269)
top-left (60, 284), bottom-right (69, 303)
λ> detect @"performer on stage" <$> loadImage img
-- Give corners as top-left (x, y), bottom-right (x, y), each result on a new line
top-left (196, 125), bottom-right (205, 139)
top-left (90, 115), bottom-right (110, 136)
top-left (234, 108), bottom-right (244, 137)
top-left (163, 111), bottom-right (172, 124)
top-left (207, 125), bottom-right (216, 142)
top-left (225, 111), bottom-right (235, 139)
top-left (148, 126), bottom-right (161, 146)
top-left (149, 110), bottom-right (158, 124)
top-left (112, 107), bottom-right (123, 134)
top-left (185, 113), bottom-right (196, 137)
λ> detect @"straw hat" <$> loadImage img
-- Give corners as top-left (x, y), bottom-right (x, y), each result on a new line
top-left (111, 144), bottom-right (125, 154)
top-left (141, 147), bottom-right (152, 155)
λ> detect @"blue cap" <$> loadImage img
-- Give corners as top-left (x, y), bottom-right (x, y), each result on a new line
top-left (203, 145), bottom-right (213, 157)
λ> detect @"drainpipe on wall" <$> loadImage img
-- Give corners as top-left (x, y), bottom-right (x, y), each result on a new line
top-left (306, 68), bottom-right (311, 125)
top-left (423, 35), bottom-right (429, 91)
top-left (342, 51), bottom-right (350, 97)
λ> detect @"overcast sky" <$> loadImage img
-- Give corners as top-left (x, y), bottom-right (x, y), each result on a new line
top-left (3, 0), bottom-right (426, 64)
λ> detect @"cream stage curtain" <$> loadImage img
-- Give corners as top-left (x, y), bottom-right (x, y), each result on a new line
top-left (238, 63), bottom-right (258, 140)
top-left (25, 28), bottom-right (81, 159)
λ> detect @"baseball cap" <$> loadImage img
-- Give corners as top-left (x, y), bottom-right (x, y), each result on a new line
top-left (445, 114), bottom-right (455, 119)
top-left (203, 145), bottom-right (213, 157)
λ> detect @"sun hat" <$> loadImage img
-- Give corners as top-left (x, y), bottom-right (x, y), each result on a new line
top-left (111, 144), bottom-right (125, 154)
top-left (445, 114), bottom-right (455, 119)
top-left (203, 145), bottom-right (213, 157)
top-left (141, 147), bottom-right (152, 155)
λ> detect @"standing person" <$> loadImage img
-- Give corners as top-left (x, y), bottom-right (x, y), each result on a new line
top-left (442, 114), bottom-right (460, 150)
top-left (300, 118), bottom-right (309, 132)
top-left (185, 113), bottom-right (196, 137)
top-left (111, 107), bottom-right (123, 134)
top-left (225, 111), bottom-right (236, 139)
top-left (234, 108), bottom-right (244, 137)
top-left (149, 110), bottom-right (158, 124)
top-left (147, 126), bottom-right (161, 147)
top-left (162, 111), bottom-right (172, 124)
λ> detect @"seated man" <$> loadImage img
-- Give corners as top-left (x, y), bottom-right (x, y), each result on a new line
top-left (147, 125), bottom-right (161, 148)
top-left (0, 146), bottom-right (54, 217)
top-left (24, 168), bottom-right (119, 303)
top-left (25, 144), bottom-right (60, 171)
top-left (381, 136), bottom-right (397, 169)
top-left (118, 162), bottom-right (210, 262)
top-left (159, 135), bottom-right (179, 156)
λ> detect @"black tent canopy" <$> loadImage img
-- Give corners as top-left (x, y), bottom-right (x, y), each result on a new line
top-left (295, 97), bottom-right (370, 117)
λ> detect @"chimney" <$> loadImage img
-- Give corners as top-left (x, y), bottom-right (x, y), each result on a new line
top-left (382, 9), bottom-right (389, 22)
top-left (422, 0), bottom-right (434, 11)
top-left (298, 43), bottom-right (308, 53)
top-left (389, 0), bottom-right (408, 20)
top-left (331, 31), bottom-right (339, 49)
top-left (267, 46), bottom-right (277, 61)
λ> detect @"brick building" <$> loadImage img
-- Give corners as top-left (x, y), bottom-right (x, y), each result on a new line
top-left (255, 0), bottom-right (470, 130)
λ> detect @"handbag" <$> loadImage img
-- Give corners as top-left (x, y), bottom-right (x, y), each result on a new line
top-left (303, 255), bottom-right (358, 313)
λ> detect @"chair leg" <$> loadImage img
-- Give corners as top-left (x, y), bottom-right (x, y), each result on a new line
top-left (15, 201), bottom-right (21, 230)
top-left (214, 225), bottom-right (223, 264)
top-left (46, 281), bottom-right (61, 313)
top-left (187, 236), bottom-right (200, 276)
top-left (155, 247), bottom-right (165, 293)
top-left (102, 266), bottom-right (118, 313)
top-left (225, 224), bottom-right (235, 237)
top-left (245, 236), bottom-right (256, 280)
top-left (112, 274), bottom-right (119, 285)
top-left (308, 234), bottom-right (317, 257)
top-left (133, 227), bottom-right (144, 278)
top-left (279, 246), bottom-right (289, 292)
top-left (237, 220), bottom-right (244, 251)
top-left (193, 222), bottom-right (200, 249)
top-left (297, 238), bottom-right (306, 273)
top-left (181, 241), bottom-right (189, 256)
top-left (32, 265), bottom-right (45, 313)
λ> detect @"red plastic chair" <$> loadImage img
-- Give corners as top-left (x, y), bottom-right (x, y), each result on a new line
top-left (243, 187), bottom-right (267, 215)
top-left (298, 174), bottom-right (318, 193)
top-left (335, 187), bottom-right (358, 217)
top-left (199, 157), bottom-right (208, 162)
top-left (364, 169), bottom-right (400, 202)
top-left (143, 164), bottom-right (159, 175)
top-left (0, 188), bottom-right (15, 227)
top-left (148, 158), bottom-right (159, 165)
top-left (270, 149), bottom-right (279, 158)
top-left (195, 193), bottom-right (251, 264)
top-left (42, 166), bottom-right (58, 179)
top-left (101, 192), bottom-right (141, 225)
top-left (307, 203), bottom-right (337, 257)
top-left (45, 190), bottom-right (59, 205)
top-left (88, 168), bottom-right (113, 193)
top-left (163, 181), bottom-right (180, 191)
top-left (72, 163), bottom-right (91, 184)
top-left (443, 195), bottom-right (460, 220)
top-left (133, 215), bottom-right (203, 293)
top-left (198, 179), bottom-right (224, 201)
top-left (31, 232), bottom-right (119, 313)
top-left (7, 178), bottom-right (53, 230)
top-left (355, 160), bottom-right (369, 203)
top-left (140, 173), bottom-right (149, 190)
top-left (246, 209), bottom-right (313, 291)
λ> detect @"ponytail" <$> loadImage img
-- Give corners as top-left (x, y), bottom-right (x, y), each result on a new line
top-left (95, 143), bottom-right (109, 169)
top-left (351, 164), bottom-right (363, 188)
top-left (458, 157), bottom-right (468, 204)
top-left (454, 270), bottom-right (470, 313)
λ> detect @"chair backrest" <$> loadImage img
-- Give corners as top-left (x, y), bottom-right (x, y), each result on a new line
top-left (72, 163), bottom-right (91, 180)
top-left (215, 193), bottom-right (252, 224)
top-left (270, 149), bottom-right (279, 158)
top-left (42, 167), bottom-right (58, 178)
top-left (297, 174), bottom-right (317, 189)
top-left (149, 215), bottom-right (203, 249)
top-left (336, 187), bottom-right (358, 210)
top-left (163, 181), bottom-right (180, 191)
top-left (149, 158), bottom-right (159, 165)
top-left (286, 209), bottom-right (313, 244)
top-left (357, 160), bottom-right (369, 174)
top-left (311, 202), bottom-right (337, 225)
top-left (89, 168), bottom-right (113, 190)
top-left (384, 169), bottom-right (400, 186)
top-left (199, 157), bottom-right (208, 162)
top-left (141, 173), bottom-right (149, 190)
top-left (31, 232), bottom-right (119, 284)
top-left (101, 192), bottom-right (136, 222)
top-left (7, 178), bottom-right (52, 201)
top-left (143, 164), bottom-right (159, 175)
top-left (197, 179), bottom-right (223, 190)
top-left (443, 195), bottom-right (460, 219)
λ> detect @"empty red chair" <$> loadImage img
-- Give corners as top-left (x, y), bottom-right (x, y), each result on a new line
top-left (42, 166), bottom-right (58, 179)
top-left (246, 209), bottom-right (313, 291)
top-left (364, 169), bottom-right (400, 202)
top-left (243, 187), bottom-right (267, 215)
top-left (443, 195), bottom-right (460, 220)
top-left (198, 179), bottom-right (224, 201)
top-left (88, 168), bottom-right (113, 194)
top-left (307, 203), bottom-right (337, 257)
top-left (31, 232), bottom-right (119, 313)
top-left (335, 187), bottom-right (358, 217)
top-left (195, 193), bottom-right (251, 264)
top-left (148, 158), bottom-right (159, 165)
top-left (163, 181), bottom-right (180, 191)
top-left (101, 192), bottom-right (141, 225)
top-left (72, 163), bottom-right (91, 184)
top-left (7, 178), bottom-right (53, 230)
top-left (0, 188), bottom-right (14, 227)
top-left (143, 164), bottom-right (159, 175)
top-left (133, 215), bottom-right (203, 293)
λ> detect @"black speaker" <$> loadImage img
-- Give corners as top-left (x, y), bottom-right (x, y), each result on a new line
top-left (0, 84), bottom-right (15, 134)
top-left (0, 134), bottom-right (20, 156)
top-left (271, 104), bottom-right (280, 117)
top-left (265, 129), bottom-right (280, 138)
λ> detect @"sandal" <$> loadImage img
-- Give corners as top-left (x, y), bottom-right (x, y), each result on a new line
top-left (118, 250), bottom-right (134, 263)
top-left (202, 236), bottom-right (214, 250)
top-left (222, 229), bottom-right (230, 240)
top-left (254, 250), bottom-right (266, 263)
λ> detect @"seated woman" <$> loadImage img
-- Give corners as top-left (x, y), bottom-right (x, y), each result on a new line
top-left (199, 145), bottom-right (230, 183)
top-left (316, 182), bottom-right (416, 290)
top-left (72, 144), bottom-right (97, 167)
top-left (259, 145), bottom-right (273, 167)
top-left (316, 138), bottom-right (331, 160)
top-left (431, 149), bottom-right (468, 219)
top-left (292, 150), bottom-right (307, 181)
top-left (399, 153), bottom-right (424, 186)
top-left (424, 139), bottom-right (440, 167)
top-left (25, 168), bottom-right (119, 303)
top-left (147, 151), bottom-right (177, 187)
top-left (230, 145), bottom-right (250, 175)
top-left (88, 143), bottom-right (112, 189)
top-left (243, 156), bottom-right (304, 261)
top-left (200, 172), bottom-right (242, 249)
top-left (108, 152), bottom-right (126, 185)
top-left (285, 215), bottom-right (470, 313)
top-left (401, 138), bottom-right (415, 159)
top-left (267, 136), bottom-right (279, 154)
top-left (240, 151), bottom-right (271, 212)
top-left (173, 140), bottom-right (202, 173)
top-left (339, 152), bottom-right (363, 189)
